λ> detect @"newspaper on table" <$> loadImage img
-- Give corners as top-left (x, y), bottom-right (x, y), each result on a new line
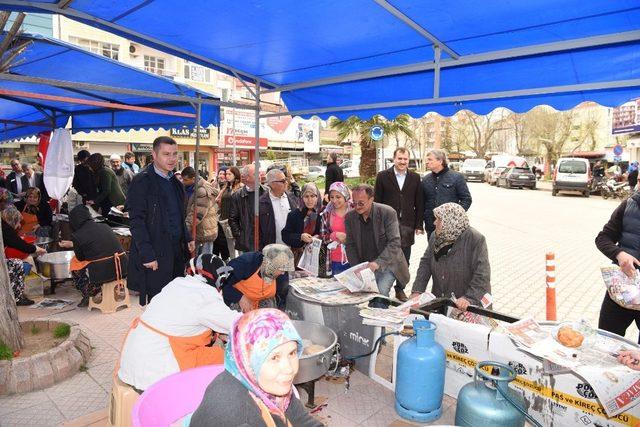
top-left (601, 265), bottom-right (640, 310)
top-left (358, 292), bottom-right (436, 329)
top-left (297, 237), bottom-right (323, 276)
top-left (289, 276), bottom-right (379, 305)
top-left (334, 262), bottom-right (378, 293)
top-left (505, 318), bottom-right (640, 416)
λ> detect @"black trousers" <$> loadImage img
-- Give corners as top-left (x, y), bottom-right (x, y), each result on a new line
top-left (394, 246), bottom-right (412, 292)
top-left (598, 292), bottom-right (640, 343)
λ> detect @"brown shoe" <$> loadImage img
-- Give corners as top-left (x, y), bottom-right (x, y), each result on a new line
top-left (395, 288), bottom-right (409, 302)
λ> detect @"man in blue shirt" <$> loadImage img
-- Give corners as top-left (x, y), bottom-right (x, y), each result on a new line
top-left (126, 137), bottom-right (195, 304)
top-left (123, 151), bottom-right (140, 174)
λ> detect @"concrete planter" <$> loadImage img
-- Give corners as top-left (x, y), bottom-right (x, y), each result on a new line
top-left (0, 320), bottom-right (92, 395)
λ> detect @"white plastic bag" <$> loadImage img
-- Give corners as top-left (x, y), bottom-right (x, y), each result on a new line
top-left (43, 128), bottom-right (74, 201)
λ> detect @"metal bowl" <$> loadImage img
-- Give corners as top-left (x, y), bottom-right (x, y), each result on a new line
top-left (36, 251), bottom-right (75, 279)
top-left (35, 237), bottom-right (54, 251)
top-left (292, 320), bottom-right (338, 384)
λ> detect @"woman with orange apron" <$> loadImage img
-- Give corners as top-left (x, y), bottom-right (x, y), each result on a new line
top-left (15, 187), bottom-right (53, 237)
top-left (222, 244), bottom-right (296, 313)
top-left (118, 254), bottom-right (240, 391)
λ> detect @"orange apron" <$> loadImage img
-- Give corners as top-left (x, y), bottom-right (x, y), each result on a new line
top-left (123, 317), bottom-right (223, 371)
top-left (233, 269), bottom-right (276, 310)
top-left (20, 211), bottom-right (39, 234)
top-left (70, 251), bottom-right (125, 274)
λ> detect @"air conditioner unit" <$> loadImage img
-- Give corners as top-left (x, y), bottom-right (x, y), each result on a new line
top-left (129, 43), bottom-right (140, 56)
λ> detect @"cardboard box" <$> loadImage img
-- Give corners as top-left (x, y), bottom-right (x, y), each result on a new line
top-left (24, 272), bottom-right (45, 298)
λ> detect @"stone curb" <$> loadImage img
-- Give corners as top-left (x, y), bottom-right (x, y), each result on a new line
top-left (0, 319), bottom-right (92, 395)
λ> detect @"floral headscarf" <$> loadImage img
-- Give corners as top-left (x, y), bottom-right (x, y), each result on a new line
top-left (433, 203), bottom-right (469, 254)
top-left (0, 188), bottom-right (13, 210)
top-left (260, 244), bottom-right (295, 283)
top-left (298, 183), bottom-right (322, 235)
top-left (323, 182), bottom-right (351, 217)
top-left (23, 187), bottom-right (41, 214)
top-left (1, 205), bottom-right (22, 229)
top-left (225, 309), bottom-right (303, 417)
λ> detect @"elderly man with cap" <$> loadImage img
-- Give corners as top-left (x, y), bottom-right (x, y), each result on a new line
top-left (110, 154), bottom-right (134, 197)
top-left (118, 253), bottom-right (240, 391)
top-left (222, 243), bottom-right (295, 312)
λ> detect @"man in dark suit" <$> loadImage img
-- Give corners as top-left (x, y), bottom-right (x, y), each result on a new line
top-left (324, 152), bottom-right (344, 204)
top-left (5, 158), bottom-right (28, 199)
top-left (345, 184), bottom-right (410, 308)
top-left (22, 163), bottom-right (50, 202)
top-left (374, 147), bottom-right (424, 301)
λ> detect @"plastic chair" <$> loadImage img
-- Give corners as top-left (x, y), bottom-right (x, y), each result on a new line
top-left (88, 279), bottom-right (130, 314)
top-left (131, 364), bottom-right (224, 427)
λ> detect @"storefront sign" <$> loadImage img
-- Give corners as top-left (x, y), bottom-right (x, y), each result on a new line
top-left (170, 126), bottom-right (210, 139)
top-left (223, 135), bottom-right (268, 150)
top-left (130, 143), bottom-right (153, 152)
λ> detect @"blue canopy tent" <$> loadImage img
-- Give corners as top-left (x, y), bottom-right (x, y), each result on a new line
top-left (3, 0), bottom-right (639, 249)
top-left (0, 32), bottom-right (220, 142)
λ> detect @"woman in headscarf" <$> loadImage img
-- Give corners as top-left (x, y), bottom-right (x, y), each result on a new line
top-left (190, 309), bottom-right (322, 427)
top-left (15, 187), bottom-right (53, 236)
top-left (2, 206), bottom-right (46, 306)
top-left (282, 183), bottom-right (322, 264)
top-left (222, 244), bottom-right (296, 313)
top-left (320, 182), bottom-right (352, 274)
top-left (411, 202), bottom-right (491, 311)
top-left (0, 187), bottom-right (13, 211)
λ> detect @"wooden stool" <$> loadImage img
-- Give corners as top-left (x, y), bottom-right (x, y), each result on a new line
top-left (89, 279), bottom-right (130, 314)
top-left (107, 375), bottom-right (139, 427)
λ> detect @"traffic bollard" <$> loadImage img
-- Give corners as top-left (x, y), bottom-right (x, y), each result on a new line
top-left (546, 252), bottom-right (557, 321)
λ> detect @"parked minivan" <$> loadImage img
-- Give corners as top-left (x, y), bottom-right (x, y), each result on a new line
top-left (552, 157), bottom-right (591, 197)
top-left (461, 158), bottom-right (487, 182)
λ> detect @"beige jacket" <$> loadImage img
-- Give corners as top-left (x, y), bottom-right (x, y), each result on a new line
top-left (186, 177), bottom-right (219, 243)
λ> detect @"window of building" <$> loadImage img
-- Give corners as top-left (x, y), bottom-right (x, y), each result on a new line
top-left (144, 55), bottom-right (166, 75)
top-left (183, 61), bottom-right (211, 82)
top-left (220, 88), bottom-right (229, 102)
top-left (69, 36), bottom-right (119, 60)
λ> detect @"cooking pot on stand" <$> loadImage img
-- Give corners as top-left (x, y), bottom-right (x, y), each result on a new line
top-left (36, 250), bottom-right (74, 280)
top-left (292, 320), bottom-right (338, 384)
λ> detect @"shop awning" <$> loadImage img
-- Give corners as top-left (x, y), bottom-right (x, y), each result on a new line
top-left (0, 32), bottom-right (220, 142)
top-left (2, 1), bottom-right (639, 120)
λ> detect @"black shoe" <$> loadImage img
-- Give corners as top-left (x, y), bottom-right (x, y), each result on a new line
top-left (395, 288), bottom-right (409, 302)
top-left (77, 296), bottom-right (89, 308)
top-left (16, 297), bottom-right (35, 306)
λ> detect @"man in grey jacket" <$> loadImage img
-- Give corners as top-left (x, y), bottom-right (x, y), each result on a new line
top-left (345, 184), bottom-right (410, 307)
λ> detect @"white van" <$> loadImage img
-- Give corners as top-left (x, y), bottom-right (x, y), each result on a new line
top-left (484, 155), bottom-right (527, 185)
top-left (552, 158), bottom-right (590, 197)
top-left (461, 158), bottom-right (487, 182)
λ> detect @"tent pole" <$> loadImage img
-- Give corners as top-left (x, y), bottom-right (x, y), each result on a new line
top-left (191, 94), bottom-right (201, 250)
top-left (433, 45), bottom-right (441, 98)
top-left (253, 85), bottom-right (261, 251)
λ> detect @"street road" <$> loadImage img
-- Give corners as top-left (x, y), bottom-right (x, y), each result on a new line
top-left (406, 181), bottom-right (638, 341)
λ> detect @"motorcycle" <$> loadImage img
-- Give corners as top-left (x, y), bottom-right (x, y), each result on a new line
top-left (601, 178), bottom-right (630, 200)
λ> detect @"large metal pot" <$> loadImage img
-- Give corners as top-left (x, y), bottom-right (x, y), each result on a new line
top-left (36, 251), bottom-right (74, 279)
top-left (292, 320), bottom-right (337, 384)
top-left (35, 237), bottom-right (54, 252)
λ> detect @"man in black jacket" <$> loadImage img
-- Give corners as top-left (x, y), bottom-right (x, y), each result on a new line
top-left (5, 158), bottom-right (28, 199)
top-left (595, 192), bottom-right (640, 342)
top-left (324, 152), bottom-right (343, 204)
top-left (126, 137), bottom-right (194, 305)
top-left (374, 147), bottom-right (424, 301)
top-left (422, 149), bottom-right (472, 236)
top-left (72, 150), bottom-right (97, 204)
top-left (229, 163), bottom-right (265, 252)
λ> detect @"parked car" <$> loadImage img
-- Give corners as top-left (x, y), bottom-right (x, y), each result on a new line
top-left (461, 158), bottom-right (487, 182)
top-left (306, 165), bottom-right (326, 180)
top-left (497, 167), bottom-right (537, 189)
top-left (552, 157), bottom-right (591, 197)
top-left (340, 159), bottom-right (360, 178)
top-left (484, 155), bottom-right (527, 185)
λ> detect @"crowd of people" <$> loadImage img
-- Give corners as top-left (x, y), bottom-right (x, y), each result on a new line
top-left (4, 136), bottom-right (640, 423)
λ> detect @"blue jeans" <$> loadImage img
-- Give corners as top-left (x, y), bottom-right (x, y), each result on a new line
top-left (370, 269), bottom-right (397, 308)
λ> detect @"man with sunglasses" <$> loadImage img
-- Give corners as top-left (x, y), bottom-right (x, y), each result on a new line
top-left (345, 184), bottom-right (410, 307)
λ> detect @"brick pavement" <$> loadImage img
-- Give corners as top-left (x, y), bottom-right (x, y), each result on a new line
top-left (0, 180), bottom-right (635, 426)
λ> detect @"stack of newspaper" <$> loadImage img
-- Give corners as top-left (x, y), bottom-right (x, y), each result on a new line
top-left (358, 292), bottom-right (436, 329)
top-left (505, 318), bottom-right (640, 417)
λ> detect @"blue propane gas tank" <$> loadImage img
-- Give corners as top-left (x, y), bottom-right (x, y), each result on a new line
top-left (395, 319), bottom-right (445, 423)
top-left (455, 361), bottom-right (526, 427)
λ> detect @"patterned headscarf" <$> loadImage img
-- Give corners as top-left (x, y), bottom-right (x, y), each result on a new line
top-left (323, 182), bottom-right (351, 217)
top-left (260, 244), bottom-right (295, 283)
top-left (0, 188), bottom-right (13, 209)
top-left (225, 309), bottom-right (303, 417)
top-left (630, 161), bottom-right (639, 173)
top-left (23, 187), bottom-right (41, 215)
top-left (298, 183), bottom-right (322, 235)
top-left (433, 203), bottom-right (469, 253)
top-left (1, 205), bottom-right (22, 229)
